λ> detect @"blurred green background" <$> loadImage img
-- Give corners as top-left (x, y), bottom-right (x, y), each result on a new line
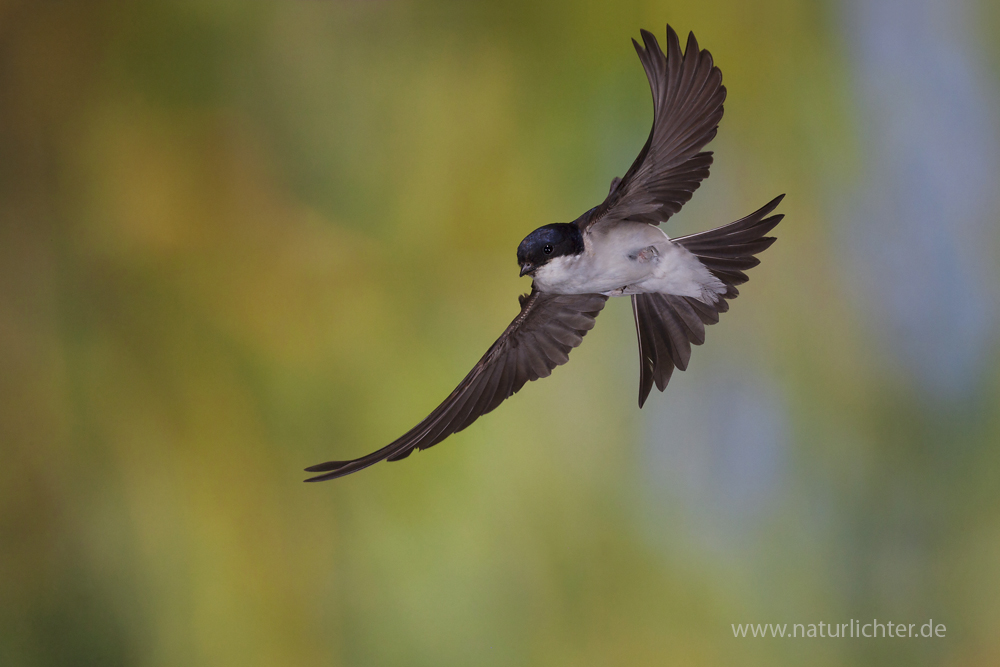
top-left (2, 0), bottom-right (999, 665)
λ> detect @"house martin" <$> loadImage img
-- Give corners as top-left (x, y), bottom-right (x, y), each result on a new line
top-left (306, 25), bottom-right (784, 481)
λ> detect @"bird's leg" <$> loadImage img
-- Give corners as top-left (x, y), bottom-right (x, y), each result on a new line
top-left (628, 245), bottom-right (659, 263)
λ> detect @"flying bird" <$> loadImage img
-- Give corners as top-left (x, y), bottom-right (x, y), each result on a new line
top-left (306, 25), bottom-right (784, 482)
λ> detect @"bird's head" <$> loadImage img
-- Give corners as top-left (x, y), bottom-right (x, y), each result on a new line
top-left (516, 223), bottom-right (584, 277)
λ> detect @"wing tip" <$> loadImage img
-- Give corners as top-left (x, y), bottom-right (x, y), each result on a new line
top-left (303, 470), bottom-right (342, 483)
top-left (303, 459), bottom-right (354, 482)
top-left (304, 292), bottom-right (610, 483)
top-left (304, 460), bottom-right (350, 473)
top-left (637, 29), bottom-right (658, 58)
top-left (665, 24), bottom-right (680, 45)
top-left (759, 194), bottom-right (786, 218)
top-left (684, 30), bottom-right (700, 56)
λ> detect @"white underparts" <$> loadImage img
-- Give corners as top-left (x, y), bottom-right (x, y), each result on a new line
top-left (531, 223), bottom-right (726, 303)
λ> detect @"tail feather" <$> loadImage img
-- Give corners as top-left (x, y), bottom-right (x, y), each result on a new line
top-left (632, 195), bottom-right (784, 407)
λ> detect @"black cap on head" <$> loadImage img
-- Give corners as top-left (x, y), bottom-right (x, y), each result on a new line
top-left (516, 223), bottom-right (584, 276)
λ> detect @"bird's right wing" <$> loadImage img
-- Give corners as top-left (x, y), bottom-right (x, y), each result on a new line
top-left (305, 288), bottom-right (608, 481)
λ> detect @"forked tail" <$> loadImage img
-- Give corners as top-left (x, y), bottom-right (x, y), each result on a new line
top-left (632, 195), bottom-right (784, 407)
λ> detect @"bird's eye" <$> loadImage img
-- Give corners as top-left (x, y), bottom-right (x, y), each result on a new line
top-left (543, 244), bottom-right (553, 255)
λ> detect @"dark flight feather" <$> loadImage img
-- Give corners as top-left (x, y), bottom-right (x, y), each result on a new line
top-left (305, 289), bottom-right (607, 481)
top-left (582, 26), bottom-right (726, 231)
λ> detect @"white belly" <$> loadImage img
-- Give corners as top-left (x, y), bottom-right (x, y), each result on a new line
top-left (531, 223), bottom-right (726, 302)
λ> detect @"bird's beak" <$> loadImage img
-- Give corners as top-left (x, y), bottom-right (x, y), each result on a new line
top-left (519, 262), bottom-right (535, 277)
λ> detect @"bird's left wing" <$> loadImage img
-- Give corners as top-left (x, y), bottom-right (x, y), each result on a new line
top-left (305, 289), bottom-right (608, 481)
top-left (580, 26), bottom-right (725, 232)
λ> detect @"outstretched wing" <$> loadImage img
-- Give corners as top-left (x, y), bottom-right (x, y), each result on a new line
top-left (581, 26), bottom-right (726, 231)
top-left (305, 289), bottom-right (608, 481)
